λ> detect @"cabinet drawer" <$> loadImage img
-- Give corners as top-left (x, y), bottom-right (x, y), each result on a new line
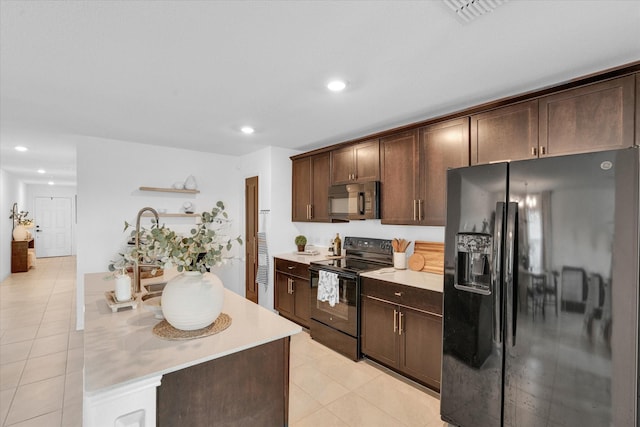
top-left (361, 277), bottom-right (442, 316)
top-left (274, 258), bottom-right (309, 280)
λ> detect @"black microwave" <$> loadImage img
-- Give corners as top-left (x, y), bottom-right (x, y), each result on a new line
top-left (328, 181), bottom-right (380, 220)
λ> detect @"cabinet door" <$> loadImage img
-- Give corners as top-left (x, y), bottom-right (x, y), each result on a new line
top-left (330, 146), bottom-right (354, 185)
top-left (636, 73), bottom-right (640, 147)
top-left (292, 277), bottom-right (310, 328)
top-left (361, 296), bottom-right (399, 367)
top-left (274, 272), bottom-right (294, 317)
top-left (539, 75), bottom-right (635, 156)
top-left (310, 152), bottom-right (330, 222)
top-left (291, 157), bottom-right (311, 221)
top-left (471, 100), bottom-right (538, 165)
top-left (399, 307), bottom-right (442, 391)
top-left (380, 130), bottom-right (419, 225)
top-left (353, 139), bottom-right (380, 182)
top-left (419, 118), bottom-right (469, 226)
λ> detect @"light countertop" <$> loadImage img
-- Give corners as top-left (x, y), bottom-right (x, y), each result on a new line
top-left (274, 248), bottom-right (334, 264)
top-left (84, 271), bottom-right (301, 395)
top-left (360, 268), bottom-right (444, 293)
top-left (275, 250), bottom-right (443, 293)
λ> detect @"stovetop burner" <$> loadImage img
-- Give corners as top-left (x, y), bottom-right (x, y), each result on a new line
top-left (311, 257), bottom-right (385, 274)
top-left (310, 236), bottom-right (393, 275)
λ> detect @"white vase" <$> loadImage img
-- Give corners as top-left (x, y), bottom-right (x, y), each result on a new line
top-left (184, 175), bottom-right (197, 190)
top-left (12, 225), bottom-right (29, 241)
top-left (161, 271), bottom-right (224, 330)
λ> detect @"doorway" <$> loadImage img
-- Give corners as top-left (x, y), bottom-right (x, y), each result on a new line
top-left (245, 176), bottom-right (259, 303)
top-left (34, 197), bottom-right (73, 258)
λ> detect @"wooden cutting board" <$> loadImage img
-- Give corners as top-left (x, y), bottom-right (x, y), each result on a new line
top-left (413, 241), bottom-right (444, 275)
top-left (408, 253), bottom-right (425, 271)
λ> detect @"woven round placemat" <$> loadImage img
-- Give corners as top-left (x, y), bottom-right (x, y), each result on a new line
top-left (152, 312), bottom-right (232, 340)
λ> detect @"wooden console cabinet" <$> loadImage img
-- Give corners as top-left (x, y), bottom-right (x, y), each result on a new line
top-left (11, 239), bottom-right (34, 273)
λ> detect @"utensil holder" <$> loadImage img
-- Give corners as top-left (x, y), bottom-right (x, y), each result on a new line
top-left (393, 252), bottom-right (407, 270)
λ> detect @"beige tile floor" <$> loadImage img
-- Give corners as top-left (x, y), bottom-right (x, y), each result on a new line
top-left (0, 256), bottom-right (445, 427)
top-left (0, 256), bottom-right (81, 427)
top-left (289, 332), bottom-right (445, 427)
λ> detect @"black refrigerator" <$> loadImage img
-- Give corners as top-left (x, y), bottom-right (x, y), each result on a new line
top-left (440, 148), bottom-right (639, 427)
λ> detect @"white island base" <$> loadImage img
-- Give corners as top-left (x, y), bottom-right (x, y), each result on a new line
top-left (83, 272), bottom-right (301, 426)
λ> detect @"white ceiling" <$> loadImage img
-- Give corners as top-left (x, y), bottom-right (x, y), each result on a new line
top-left (1, 0), bottom-right (639, 186)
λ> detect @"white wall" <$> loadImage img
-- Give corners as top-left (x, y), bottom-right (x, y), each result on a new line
top-left (0, 169), bottom-right (26, 281)
top-left (26, 184), bottom-right (78, 255)
top-left (293, 221), bottom-right (445, 255)
top-left (76, 137), bottom-right (243, 329)
top-left (239, 146), bottom-right (300, 311)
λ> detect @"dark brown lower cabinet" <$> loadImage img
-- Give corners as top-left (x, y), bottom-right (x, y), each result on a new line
top-left (361, 278), bottom-right (442, 392)
top-left (157, 338), bottom-right (290, 426)
top-left (274, 258), bottom-right (310, 328)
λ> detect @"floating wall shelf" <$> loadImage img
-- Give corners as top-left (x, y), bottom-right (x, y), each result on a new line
top-left (141, 213), bottom-right (199, 218)
top-left (139, 187), bottom-right (200, 194)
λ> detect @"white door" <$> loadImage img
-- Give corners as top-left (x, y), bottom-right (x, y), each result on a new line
top-left (35, 197), bottom-right (72, 258)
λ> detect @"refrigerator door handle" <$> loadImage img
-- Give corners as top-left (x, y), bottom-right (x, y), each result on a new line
top-left (505, 201), bottom-right (518, 347)
top-left (492, 202), bottom-right (505, 343)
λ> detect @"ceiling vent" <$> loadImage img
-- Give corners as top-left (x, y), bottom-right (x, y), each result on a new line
top-left (443, 0), bottom-right (509, 23)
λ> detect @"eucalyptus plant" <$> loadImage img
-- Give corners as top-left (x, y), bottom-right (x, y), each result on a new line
top-left (109, 201), bottom-right (243, 274)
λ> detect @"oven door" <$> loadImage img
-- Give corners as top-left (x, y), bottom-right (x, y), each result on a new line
top-left (309, 268), bottom-right (359, 337)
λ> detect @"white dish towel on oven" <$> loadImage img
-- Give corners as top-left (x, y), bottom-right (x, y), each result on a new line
top-left (317, 270), bottom-right (339, 307)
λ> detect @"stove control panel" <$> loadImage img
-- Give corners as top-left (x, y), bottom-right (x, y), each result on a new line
top-left (344, 237), bottom-right (393, 256)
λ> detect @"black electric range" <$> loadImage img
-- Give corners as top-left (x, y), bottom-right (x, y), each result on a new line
top-left (309, 237), bottom-right (393, 360)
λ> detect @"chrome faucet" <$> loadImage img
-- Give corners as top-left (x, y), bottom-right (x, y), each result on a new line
top-left (133, 207), bottom-right (160, 295)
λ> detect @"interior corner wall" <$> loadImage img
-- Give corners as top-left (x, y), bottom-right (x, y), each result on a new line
top-left (240, 146), bottom-right (299, 312)
top-left (75, 137), bottom-right (242, 329)
top-left (0, 169), bottom-right (26, 282)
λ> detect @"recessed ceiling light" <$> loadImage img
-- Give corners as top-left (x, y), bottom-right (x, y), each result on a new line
top-left (241, 126), bottom-right (255, 135)
top-left (327, 80), bottom-right (347, 92)
top-left (48, 181), bottom-right (55, 186)
top-left (14, 146), bottom-right (28, 152)
top-left (37, 169), bottom-right (46, 174)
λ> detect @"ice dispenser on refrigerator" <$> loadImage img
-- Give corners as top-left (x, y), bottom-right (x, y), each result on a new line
top-left (455, 232), bottom-right (492, 295)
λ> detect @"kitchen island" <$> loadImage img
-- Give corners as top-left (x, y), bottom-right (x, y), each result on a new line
top-left (83, 271), bottom-right (301, 427)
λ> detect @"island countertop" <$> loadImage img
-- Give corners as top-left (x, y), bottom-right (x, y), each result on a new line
top-left (83, 271), bottom-right (302, 395)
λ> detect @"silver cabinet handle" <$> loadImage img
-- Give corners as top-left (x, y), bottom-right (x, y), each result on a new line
top-left (531, 146), bottom-right (538, 156)
top-left (393, 309), bottom-right (398, 333)
top-left (412, 200), bottom-right (417, 221)
top-left (291, 279), bottom-right (295, 294)
top-left (394, 292), bottom-right (402, 297)
top-left (398, 312), bottom-right (404, 335)
top-left (418, 199), bottom-right (423, 221)
top-left (287, 266), bottom-right (295, 270)
top-left (540, 146), bottom-right (547, 155)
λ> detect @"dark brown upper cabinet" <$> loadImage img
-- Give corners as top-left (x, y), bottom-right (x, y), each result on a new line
top-left (330, 139), bottom-right (380, 185)
top-left (381, 118), bottom-right (469, 226)
top-left (418, 118), bottom-right (470, 225)
top-left (291, 152), bottom-right (330, 222)
top-left (539, 75), bottom-right (635, 157)
top-left (471, 100), bottom-right (539, 165)
top-left (380, 130), bottom-right (419, 225)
